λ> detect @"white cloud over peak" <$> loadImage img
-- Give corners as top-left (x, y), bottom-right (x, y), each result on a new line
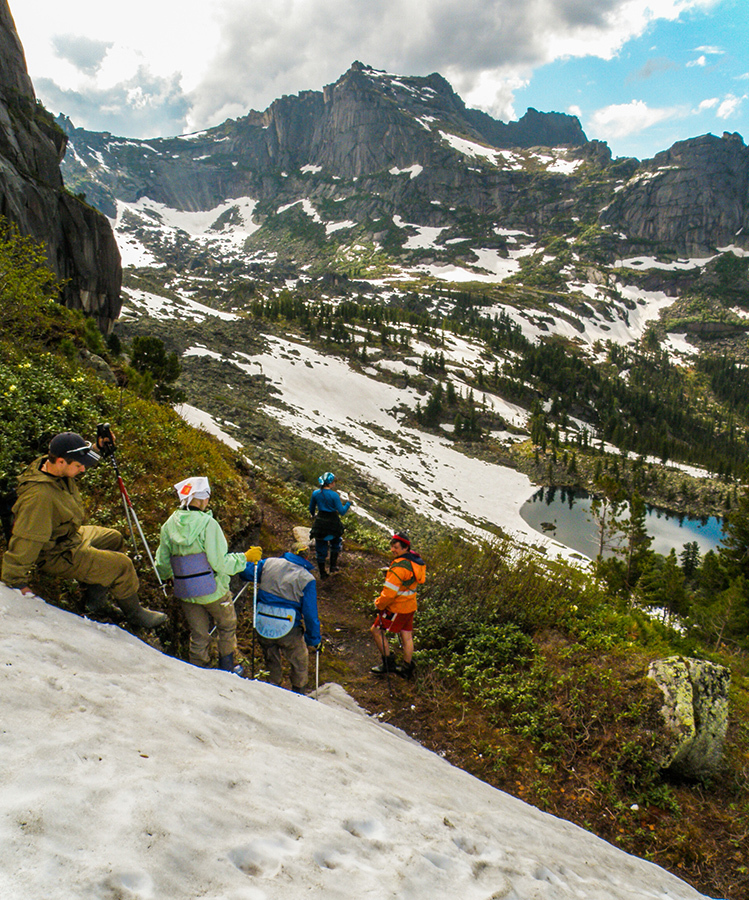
top-left (587, 99), bottom-right (681, 139)
top-left (15, 0), bottom-right (720, 138)
top-left (716, 93), bottom-right (746, 119)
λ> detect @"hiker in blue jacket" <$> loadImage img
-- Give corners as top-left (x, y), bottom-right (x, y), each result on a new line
top-left (241, 542), bottom-right (321, 693)
top-left (309, 472), bottom-right (352, 579)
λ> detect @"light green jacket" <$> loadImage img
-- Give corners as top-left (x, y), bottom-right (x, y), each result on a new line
top-left (155, 508), bottom-right (246, 605)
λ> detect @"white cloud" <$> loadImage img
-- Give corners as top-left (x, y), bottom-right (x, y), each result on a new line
top-left (13, 0), bottom-right (721, 136)
top-left (587, 99), bottom-right (681, 139)
top-left (686, 54), bottom-right (707, 67)
top-left (716, 93), bottom-right (746, 119)
top-left (695, 97), bottom-right (719, 111)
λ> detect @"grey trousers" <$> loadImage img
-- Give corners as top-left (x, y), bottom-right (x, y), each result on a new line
top-left (180, 592), bottom-right (237, 666)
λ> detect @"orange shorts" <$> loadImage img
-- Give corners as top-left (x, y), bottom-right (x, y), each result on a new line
top-left (373, 609), bottom-right (414, 633)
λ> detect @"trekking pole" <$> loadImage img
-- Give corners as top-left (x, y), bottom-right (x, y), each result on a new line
top-left (251, 560), bottom-right (258, 679)
top-left (380, 624), bottom-right (393, 697)
top-left (209, 579), bottom-right (251, 638)
top-left (98, 424), bottom-right (167, 596)
top-left (315, 647), bottom-right (320, 700)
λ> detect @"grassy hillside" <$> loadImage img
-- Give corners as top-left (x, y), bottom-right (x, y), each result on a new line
top-left (1, 220), bottom-right (747, 900)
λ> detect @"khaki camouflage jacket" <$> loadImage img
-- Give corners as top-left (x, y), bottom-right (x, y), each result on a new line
top-left (0, 457), bottom-right (86, 588)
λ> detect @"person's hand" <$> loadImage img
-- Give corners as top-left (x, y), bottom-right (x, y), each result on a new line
top-left (244, 546), bottom-right (262, 563)
top-left (311, 641), bottom-right (323, 654)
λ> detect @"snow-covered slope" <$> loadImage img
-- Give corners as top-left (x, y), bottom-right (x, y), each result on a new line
top-left (0, 585), bottom-right (711, 900)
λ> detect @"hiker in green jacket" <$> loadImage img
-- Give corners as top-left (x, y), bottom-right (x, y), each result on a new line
top-left (155, 476), bottom-right (261, 673)
top-left (1, 432), bottom-right (166, 629)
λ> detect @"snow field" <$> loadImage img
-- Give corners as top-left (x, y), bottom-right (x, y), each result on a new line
top-left (0, 588), bottom-right (710, 900)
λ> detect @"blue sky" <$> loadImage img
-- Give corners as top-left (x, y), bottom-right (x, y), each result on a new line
top-left (9, 0), bottom-right (748, 160)
top-left (515, 0), bottom-right (749, 158)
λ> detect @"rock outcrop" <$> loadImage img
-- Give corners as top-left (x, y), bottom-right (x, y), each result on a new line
top-left (600, 133), bottom-right (749, 257)
top-left (57, 61), bottom-right (595, 229)
top-left (648, 656), bottom-right (730, 780)
top-left (0, 0), bottom-right (121, 331)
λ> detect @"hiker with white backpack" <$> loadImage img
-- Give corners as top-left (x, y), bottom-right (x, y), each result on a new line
top-left (240, 542), bottom-right (321, 694)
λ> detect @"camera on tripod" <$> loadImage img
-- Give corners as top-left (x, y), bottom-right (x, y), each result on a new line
top-left (96, 422), bottom-right (116, 458)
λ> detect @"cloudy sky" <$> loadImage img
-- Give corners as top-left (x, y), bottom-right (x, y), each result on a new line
top-left (9, 0), bottom-right (748, 160)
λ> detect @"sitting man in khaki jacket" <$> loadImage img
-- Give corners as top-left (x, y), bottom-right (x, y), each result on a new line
top-left (1, 432), bottom-right (166, 630)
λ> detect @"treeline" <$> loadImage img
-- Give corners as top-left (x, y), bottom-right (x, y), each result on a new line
top-left (246, 287), bottom-right (749, 478)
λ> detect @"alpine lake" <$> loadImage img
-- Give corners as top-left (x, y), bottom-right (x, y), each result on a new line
top-left (520, 486), bottom-right (725, 561)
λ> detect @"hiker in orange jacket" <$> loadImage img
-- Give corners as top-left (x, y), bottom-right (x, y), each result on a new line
top-left (370, 531), bottom-right (426, 680)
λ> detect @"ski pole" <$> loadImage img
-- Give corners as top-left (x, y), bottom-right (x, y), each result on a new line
top-left (251, 559), bottom-right (258, 679)
top-left (209, 580), bottom-right (251, 638)
top-left (98, 424), bottom-right (167, 596)
top-left (379, 623), bottom-right (393, 696)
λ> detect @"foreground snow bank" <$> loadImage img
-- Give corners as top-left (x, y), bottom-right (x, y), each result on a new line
top-left (0, 586), bottom-right (711, 900)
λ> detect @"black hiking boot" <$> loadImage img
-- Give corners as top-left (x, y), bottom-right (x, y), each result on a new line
top-left (318, 561), bottom-right (329, 580)
top-left (371, 655), bottom-right (397, 675)
top-left (396, 660), bottom-right (416, 680)
top-left (329, 551), bottom-right (339, 573)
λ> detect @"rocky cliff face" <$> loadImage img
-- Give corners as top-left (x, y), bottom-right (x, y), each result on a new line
top-left (600, 132), bottom-right (749, 257)
top-left (58, 62), bottom-right (595, 224)
top-left (54, 60), bottom-right (749, 267)
top-left (0, 0), bottom-right (121, 331)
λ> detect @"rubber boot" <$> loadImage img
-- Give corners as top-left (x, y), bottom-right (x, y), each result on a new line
top-left (82, 583), bottom-right (124, 621)
top-left (117, 594), bottom-right (168, 630)
top-left (329, 551), bottom-right (339, 573)
top-left (218, 653), bottom-right (245, 676)
top-left (317, 560), bottom-right (329, 580)
top-left (371, 654), bottom-right (397, 675)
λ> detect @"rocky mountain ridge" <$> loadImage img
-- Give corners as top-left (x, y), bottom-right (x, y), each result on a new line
top-left (601, 131), bottom-right (749, 256)
top-left (58, 62), bottom-right (749, 287)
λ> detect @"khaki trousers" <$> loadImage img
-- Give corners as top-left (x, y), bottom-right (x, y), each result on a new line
top-left (180, 592), bottom-right (237, 666)
top-left (258, 626), bottom-right (309, 689)
top-left (41, 525), bottom-right (139, 600)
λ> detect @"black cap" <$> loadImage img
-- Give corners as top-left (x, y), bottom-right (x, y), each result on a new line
top-left (49, 432), bottom-right (101, 469)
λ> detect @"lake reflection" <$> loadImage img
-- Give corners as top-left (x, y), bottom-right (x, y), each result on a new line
top-left (519, 486), bottom-right (724, 560)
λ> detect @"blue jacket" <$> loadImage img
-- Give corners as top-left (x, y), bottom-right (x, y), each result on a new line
top-left (244, 553), bottom-right (321, 646)
top-left (309, 488), bottom-right (351, 517)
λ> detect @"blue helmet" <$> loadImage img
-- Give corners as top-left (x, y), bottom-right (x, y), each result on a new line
top-left (318, 471), bottom-right (336, 486)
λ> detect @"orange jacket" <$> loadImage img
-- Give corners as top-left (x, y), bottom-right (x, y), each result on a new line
top-left (375, 550), bottom-right (426, 614)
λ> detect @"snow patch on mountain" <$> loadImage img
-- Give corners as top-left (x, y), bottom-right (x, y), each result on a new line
top-left (485, 284), bottom-right (673, 348)
top-left (390, 164), bottom-right (424, 179)
top-left (614, 255), bottom-right (713, 271)
top-left (192, 334), bottom-right (573, 556)
top-left (112, 196), bottom-right (261, 267)
top-left (175, 402), bottom-right (243, 452)
top-left (122, 288), bottom-right (239, 324)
